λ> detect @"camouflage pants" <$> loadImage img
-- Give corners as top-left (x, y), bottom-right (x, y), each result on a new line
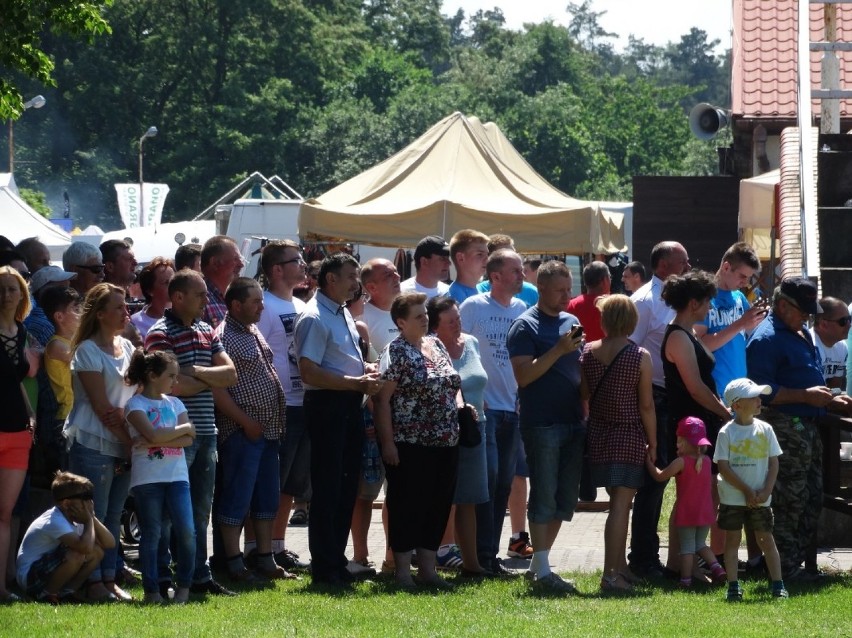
top-left (763, 409), bottom-right (823, 575)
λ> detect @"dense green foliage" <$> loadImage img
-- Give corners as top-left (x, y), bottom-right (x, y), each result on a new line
top-left (5, 0), bottom-right (730, 230)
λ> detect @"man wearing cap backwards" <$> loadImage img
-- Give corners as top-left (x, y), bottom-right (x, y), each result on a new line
top-left (810, 297), bottom-right (850, 391)
top-left (746, 277), bottom-right (852, 581)
top-left (400, 235), bottom-right (451, 299)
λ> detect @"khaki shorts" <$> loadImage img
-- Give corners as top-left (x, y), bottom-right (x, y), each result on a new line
top-left (717, 504), bottom-right (774, 532)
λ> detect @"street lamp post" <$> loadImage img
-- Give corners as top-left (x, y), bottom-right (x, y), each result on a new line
top-left (8, 95), bottom-right (46, 173)
top-left (138, 125), bottom-right (158, 227)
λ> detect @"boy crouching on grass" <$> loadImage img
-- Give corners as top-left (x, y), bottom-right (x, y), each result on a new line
top-left (16, 471), bottom-right (115, 603)
top-left (715, 378), bottom-right (787, 601)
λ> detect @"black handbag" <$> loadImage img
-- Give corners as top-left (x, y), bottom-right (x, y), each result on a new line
top-left (457, 390), bottom-right (481, 448)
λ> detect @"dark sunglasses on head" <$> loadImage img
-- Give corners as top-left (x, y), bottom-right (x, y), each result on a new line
top-left (19, 271), bottom-right (31, 281)
top-left (825, 315), bottom-right (852, 327)
top-left (76, 264), bottom-right (105, 274)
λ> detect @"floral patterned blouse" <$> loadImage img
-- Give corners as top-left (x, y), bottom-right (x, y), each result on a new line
top-left (379, 334), bottom-right (461, 447)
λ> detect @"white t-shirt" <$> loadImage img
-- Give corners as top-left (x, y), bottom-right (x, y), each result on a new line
top-left (714, 417), bottom-right (783, 506)
top-left (810, 328), bottom-right (848, 384)
top-left (64, 338), bottom-right (137, 458)
top-left (459, 292), bottom-right (526, 412)
top-left (16, 506), bottom-right (81, 588)
top-left (400, 277), bottom-right (450, 299)
top-left (360, 302), bottom-right (400, 358)
top-left (126, 394), bottom-right (189, 489)
top-left (257, 291), bottom-right (306, 406)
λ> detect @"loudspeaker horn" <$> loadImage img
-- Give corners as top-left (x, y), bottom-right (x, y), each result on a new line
top-left (689, 103), bottom-right (730, 140)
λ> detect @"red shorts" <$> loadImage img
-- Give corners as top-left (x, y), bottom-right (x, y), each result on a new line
top-left (0, 430), bottom-right (33, 470)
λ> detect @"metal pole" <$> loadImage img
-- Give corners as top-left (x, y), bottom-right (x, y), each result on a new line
top-left (138, 137), bottom-right (144, 227)
top-left (7, 120), bottom-right (12, 173)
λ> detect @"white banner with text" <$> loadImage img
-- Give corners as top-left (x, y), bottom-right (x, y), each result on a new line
top-left (115, 183), bottom-right (169, 228)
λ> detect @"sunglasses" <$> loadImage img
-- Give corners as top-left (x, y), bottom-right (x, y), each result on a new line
top-left (19, 271), bottom-right (31, 281)
top-left (76, 264), bottom-right (105, 274)
top-left (275, 257), bottom-right (306, 267)
top-left (64, 491), bottom-right (94, 501)
top-left (824, 315), bottom-right (852, 327)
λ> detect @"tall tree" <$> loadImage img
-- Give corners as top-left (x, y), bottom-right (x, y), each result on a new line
top-left (0, 0), bottom-right (112, 119)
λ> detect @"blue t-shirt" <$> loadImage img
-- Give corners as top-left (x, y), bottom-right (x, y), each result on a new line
top-left (698, 289), bottom-right (750, 399)
top-left (476, 280), bottom-right (539, 308)
top-left (448, 281), bottom-right (479, 304)
top-left (506, 306), bottom-right (583, 426)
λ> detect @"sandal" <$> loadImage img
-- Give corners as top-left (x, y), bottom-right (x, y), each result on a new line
top-left (600, 572), bottom-right (633, 593)
top-left (289, 508), bottom-right (308, 525)
top-left (87, 582), bottom-right (118, 602)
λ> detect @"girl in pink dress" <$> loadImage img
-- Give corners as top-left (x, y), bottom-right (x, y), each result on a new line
top-left (645, 416), bottom-right (727, 588)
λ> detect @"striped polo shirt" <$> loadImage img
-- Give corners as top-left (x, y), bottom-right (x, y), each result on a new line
top-left (144, 308), bottom-right (224, 436)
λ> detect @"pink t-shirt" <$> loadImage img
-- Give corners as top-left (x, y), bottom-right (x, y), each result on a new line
top-left (674, 455), bottom-right (715, 527)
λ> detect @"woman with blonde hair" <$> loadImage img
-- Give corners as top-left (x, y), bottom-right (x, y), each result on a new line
top-left (0, 266), bottom-right (36, 602)
top-left (580, 294), bottom-right (656, 592)
top-left (64, 282), bottom-right (137, 601)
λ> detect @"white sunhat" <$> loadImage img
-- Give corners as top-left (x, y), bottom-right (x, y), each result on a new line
top-left (724, 377), bottom-right (772, 406)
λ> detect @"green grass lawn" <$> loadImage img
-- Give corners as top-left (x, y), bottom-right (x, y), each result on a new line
top-left (6, 570), bottom-right (850, 638)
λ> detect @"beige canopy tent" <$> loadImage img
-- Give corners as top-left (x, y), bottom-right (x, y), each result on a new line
top-left (298, 112), bottom-right (626, 254)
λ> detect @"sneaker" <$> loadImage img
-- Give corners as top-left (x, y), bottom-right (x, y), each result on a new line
top-left (275, 549), bottom-right (310, 572)
top-left (190, 579), bottom-right (238, 596)
top-left (436, 545), bottom-right (464, 571)
top-left (531, 571), bottom-right (578, 594)
top-left (486, 558), bottom-right (518, 578)
top-left (784, 566), bottom-right (825, 583)
top-left (726, 584), bottom-right (743, 602)
top-left (173, 587), bottom-right (190, 604)
top-left (773, 586), bottom-right (789, 599)
top-left (507, 531), bottom-right (534, 559)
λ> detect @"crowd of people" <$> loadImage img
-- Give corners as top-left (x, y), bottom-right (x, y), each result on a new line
top-left (0, 228), bottom-right (846, 605)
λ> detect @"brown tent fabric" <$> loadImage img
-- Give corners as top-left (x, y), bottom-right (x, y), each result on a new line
top-left (298, 112), bottom-right (626, 254)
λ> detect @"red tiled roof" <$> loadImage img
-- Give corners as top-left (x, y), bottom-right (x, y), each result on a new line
top-left (733, 0), bottom-right (852, 119)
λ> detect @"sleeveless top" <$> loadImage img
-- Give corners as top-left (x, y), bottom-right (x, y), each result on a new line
top-left (674, 455), bottom-right (716, 527)
top-left (0, 321), bottom-right (30, 432)
top-left (662, 324), bottom-right (722, 442)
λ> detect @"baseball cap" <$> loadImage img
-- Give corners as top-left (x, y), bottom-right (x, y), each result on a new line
top-left (724, 377), bottom-right (772, 406)
top-left (676, 416), bottom-right (712, 447)
top-left (778, 277), bottom-right (822, 314)
top-left (31, 265), bottom-right (76, 294)
top-left (413, 235), bottom-right (449, 263)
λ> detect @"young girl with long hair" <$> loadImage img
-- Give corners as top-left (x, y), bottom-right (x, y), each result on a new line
top-left (124, 349), bottom-right (196, 604)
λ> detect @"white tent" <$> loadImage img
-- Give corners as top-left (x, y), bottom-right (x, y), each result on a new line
top-left (299, 113), bottom-right (626, 255)
top-left (0, 184), bottom-right (72, 261)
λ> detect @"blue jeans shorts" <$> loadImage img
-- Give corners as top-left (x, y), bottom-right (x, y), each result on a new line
top-left (216, 434), bottom-right (280, 525)
top-left (521, 422), bottom-right (585, 524)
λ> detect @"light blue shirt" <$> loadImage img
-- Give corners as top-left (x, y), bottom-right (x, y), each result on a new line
top-left (294, 290), bottom-right (365, 390)
top-left (476, 280), bottom-right (539, 308)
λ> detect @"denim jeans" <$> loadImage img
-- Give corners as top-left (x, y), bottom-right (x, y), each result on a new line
top-left (68, 442), bottom-right (131, 582)
top-left (628, 385), bottom-right (670, 570)
top-left (476, 409), bottom-right (519, 565)
top-left (159, 434), bottom-right (217, 584)
top-left (132, 481), bottom-right (196, 592)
